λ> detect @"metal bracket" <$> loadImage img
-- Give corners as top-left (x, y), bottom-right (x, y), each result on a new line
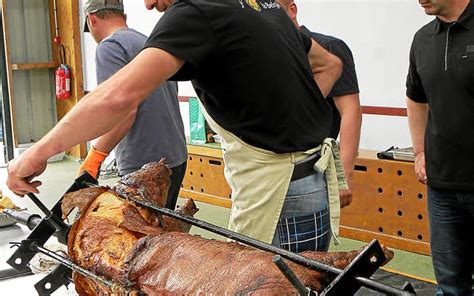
top-left (10, 240), bottom-right (139, 296)
top-left (321, 240), bottom-right (416, 295)
top-left (34, 264), bottom-right (72, 296)
top-left (26, 192), bottom-right (69, 244)
top-left (6, 173), bottom-right (97, 274)
top-left (321, 240), bottom-right (385, 295)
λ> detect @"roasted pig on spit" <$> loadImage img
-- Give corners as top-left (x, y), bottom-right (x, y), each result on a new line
top-left (63, 160), bottom-right (393, 295)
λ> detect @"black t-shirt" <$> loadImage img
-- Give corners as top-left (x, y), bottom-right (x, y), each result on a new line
top-left (145, 0), bottom-right (333, 153)
top-left (406, 1), bottom-right (474, 190)
top-left (301, 26), bottom-right (359, 138)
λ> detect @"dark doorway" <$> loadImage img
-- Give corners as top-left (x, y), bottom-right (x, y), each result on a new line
top-left (0, 10), bottom-right (15, 163)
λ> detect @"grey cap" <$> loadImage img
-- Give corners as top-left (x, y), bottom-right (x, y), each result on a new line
top-left (84, 0), bottom-right (124, 14)
top-left (84, 0), bottom-right (124, 32)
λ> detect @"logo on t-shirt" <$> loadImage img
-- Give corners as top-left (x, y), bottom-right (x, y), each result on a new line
top-left (246, 0), bottom-right (261, 11)
top-left (239, 0), bottom-right (281, 11)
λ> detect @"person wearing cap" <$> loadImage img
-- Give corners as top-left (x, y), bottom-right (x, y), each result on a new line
top-left (7, 0), bottom-right (345, 253)
top-left (80, 0), bottom-right (187, 210)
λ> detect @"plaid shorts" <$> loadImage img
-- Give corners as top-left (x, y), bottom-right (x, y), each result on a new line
top-left (272, 170), bottom-right (331, 253)
top-left (275, 207), bottom-right (330, 253)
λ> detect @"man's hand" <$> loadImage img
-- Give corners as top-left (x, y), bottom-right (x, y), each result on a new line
top-left (414, 152), bottom-right (427, 184)
top-left (7, 148), bottom-right (47, 196)
top-left (77, 146), bottom-right (109, 179)
top-left (339, 177), bottom-right (353, 208)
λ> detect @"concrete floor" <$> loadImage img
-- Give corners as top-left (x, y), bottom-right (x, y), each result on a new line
top-left (0, 158), bottom-right (436, 294)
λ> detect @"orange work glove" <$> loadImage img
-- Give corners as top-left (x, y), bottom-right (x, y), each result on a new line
top-left (77, 146), bottom-right (109, 179)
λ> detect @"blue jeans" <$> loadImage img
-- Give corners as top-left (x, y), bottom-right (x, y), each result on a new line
top-left (428, 186), bottom-right (474, 296)
top-left (272, 170), bottom-right (330, 253)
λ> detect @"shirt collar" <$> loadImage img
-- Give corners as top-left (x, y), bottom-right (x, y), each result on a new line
top-left (300, 25), bottom-right (310, 34)
top-left (433, 0), bottom-right (474, 34)
top-left (457, 0), bottom-right (474, 29)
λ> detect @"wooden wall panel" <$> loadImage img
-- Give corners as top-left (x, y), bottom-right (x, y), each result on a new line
top-left (49, 0), bottom-right (86, 158)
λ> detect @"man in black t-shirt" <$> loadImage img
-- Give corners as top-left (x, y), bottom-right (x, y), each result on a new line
top-left (8, 0), bottom-right (344, 253)
top-left (406, 0), bottom-right (474, 294)
top-left (279, 0), bottom-right (362, 209)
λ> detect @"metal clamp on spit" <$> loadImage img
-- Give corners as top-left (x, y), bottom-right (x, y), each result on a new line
top-left (9, 240), bottom-right (142, 296)
top-left (6, 173), bottom-right (96, 275)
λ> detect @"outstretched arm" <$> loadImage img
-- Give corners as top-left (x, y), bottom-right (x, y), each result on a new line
top-left (7, 48), bottom-right (184, 196)
top-left (77, 109), bottom-right (137, 179)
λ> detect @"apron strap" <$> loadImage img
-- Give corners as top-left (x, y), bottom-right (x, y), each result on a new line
top-left (313, 138), bottom-right (348, 245)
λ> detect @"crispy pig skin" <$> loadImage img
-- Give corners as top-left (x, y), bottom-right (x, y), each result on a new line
top-left (69, 190), bottom-right (164, 294)
top-left (67, 161), bottom-right (394, 295)
top-left (61, 187), bottom-right (108, 219)
top-left (65, 161), bottom-right (200, 295)
top-left (125, 233), bottom-right (393, 295)
top-left (121, 204), bottom-right (163, 236)
top-left (161, 198), bottom-right (199, 233)
top-left (112, 159), bottom-right (171, 207)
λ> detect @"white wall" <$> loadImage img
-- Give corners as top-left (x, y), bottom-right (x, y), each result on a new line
top-left (80, 0), bottom-right (434, 151)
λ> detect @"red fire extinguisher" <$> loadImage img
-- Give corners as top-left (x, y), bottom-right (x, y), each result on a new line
top-left (55, 44), bottom-right (71, 100)
top-left (53, 0), bottom-right (71, 100)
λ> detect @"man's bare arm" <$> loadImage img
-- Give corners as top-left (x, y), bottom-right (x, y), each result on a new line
top-left (93, 109), bottom-right (137, 153)
top-left (307, 39), bottom-right (342, 97)
top-left (7, 48), bottom-right (184, 195)
top-left (334, 93), bottom-right (362, 180)
top-left (406, 97), bottom-right (429, 184)
top-left (333, 93), bottom-right (362, 207)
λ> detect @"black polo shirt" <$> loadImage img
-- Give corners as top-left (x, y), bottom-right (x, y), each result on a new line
top-left (145, 0), bottom-right (333, 153)
top-left (300, 26), bottom-right (359, 138)
top-left (406, 0), bottom-right (474, 190)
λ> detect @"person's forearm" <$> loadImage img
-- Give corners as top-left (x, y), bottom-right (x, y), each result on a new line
top-left (34, 48), bottom-right (184, 161)
top-left (339, 116), bottom-right (361, 179)
top-left (35, 84), bottom-right (137, 161)
top-left (335, 95), bottom-right (362, 178)
top-left (93, 109), bottom-right (137, 153)
top-left (406, 97), bottom-right (428, 155)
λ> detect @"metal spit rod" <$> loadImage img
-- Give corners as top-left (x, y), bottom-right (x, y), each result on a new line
top-left (273, 255), bottom-right (312, 295)
top-left (27, 193), bottom-right (53, 217)
top-left (10, 241), bottom-right (140, 296)
top-left (125, 195), bottom-right (412, 296)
